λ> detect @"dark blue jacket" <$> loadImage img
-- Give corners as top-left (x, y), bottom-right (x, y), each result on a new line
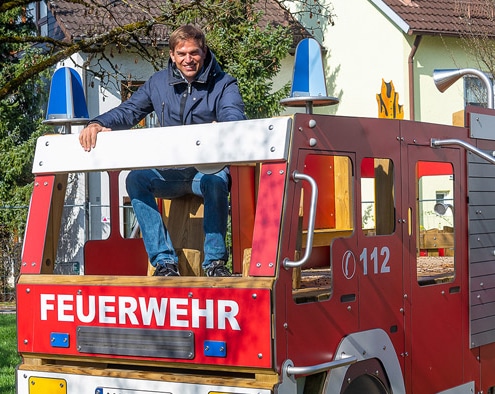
top-left (92, 51), bottom-right (246, 129)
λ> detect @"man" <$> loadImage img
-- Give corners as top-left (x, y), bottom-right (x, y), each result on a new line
top-left (79, 25), bottom-right (246, 277)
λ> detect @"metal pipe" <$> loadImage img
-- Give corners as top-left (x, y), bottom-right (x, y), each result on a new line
top-left (284, 171), bottom-right (318, 269)
top-left (431, 138), bottom-right (495, 164)
top-left (285, 355), bottom-right (357, 376)
top-left (408, 35), bottom-right (422, 120)
top-left (433, 68), bottom-right (494, 109)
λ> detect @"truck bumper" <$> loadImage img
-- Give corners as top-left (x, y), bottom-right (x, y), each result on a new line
top-left (16, 366), bottom-right (274, 394)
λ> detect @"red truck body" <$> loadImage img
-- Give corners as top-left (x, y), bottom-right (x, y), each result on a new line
top-left (16, 109), bottom-right (495, 393)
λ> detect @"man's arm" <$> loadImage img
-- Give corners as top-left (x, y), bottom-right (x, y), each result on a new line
top-left (216, 79), bottom-right (247, 122)
top-left (78, 77), bottom-right (155, 151)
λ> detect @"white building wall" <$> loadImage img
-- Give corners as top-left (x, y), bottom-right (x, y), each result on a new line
top-left (314, 0), bottom-right (409, 118)
top-left (414, 35), bottom-right (474, 125)
top-left (283, 0), bottom-right (482, 126)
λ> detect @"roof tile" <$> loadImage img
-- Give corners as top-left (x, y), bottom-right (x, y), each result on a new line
top-left (48, 0), bottom-right (311, 46)
top-left (383, 0), bottom-right (495, 36)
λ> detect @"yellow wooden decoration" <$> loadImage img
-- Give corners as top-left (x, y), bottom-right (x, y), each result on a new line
top-left (376, 79), bottom-right (404, 119)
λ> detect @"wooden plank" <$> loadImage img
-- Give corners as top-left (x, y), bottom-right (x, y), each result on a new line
top-left (17, 274), bottom-right (274, 289)
top-left (452, 109), bottom-right (464, 126)
top-left (421, 232), bottom-right (454, 249)
top-left (469, 233), bottom-right (495, 249)
top-left (471, 315), bottom-right (495, 335)
top-left (334, 156), bottom-right (352, 230)
top-left (469, 177), bottom-right (495, 192)
top-left (471, 329), bottom-right (495, 348)
top-left (471, 287), bottom-right (495, 305)
top-left (469, 218), bottom-right (495, 236)
top-left (43, 174), bottom-right (68, 274)
top-left (468, 191), bottom-right (495, 206)
top-left (469, 249), bottom-right (495, 267)
top-left (18, 358), bottom-right (279, 387)
top-left (162, 195), bottom-right (205, 253)
top-left (471, 274), bottom-right (495, 291)
top-left (471, 302), bottom-right (495, 320)
top-left (468, 162), bottom-right (491, 177)
top-left (471, 261), bottom-right (495, 277)
top-left (302, 229), bottom-right (353, 247)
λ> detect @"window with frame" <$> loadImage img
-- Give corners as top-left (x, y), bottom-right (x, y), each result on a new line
top-left (464, 75), bottom-right (494, 107)
top-left (416, 161), bottom-right (455, 285)
top-left (361, 158), bottom-right (395, 236)
top-left (292, 154), bottom-right (354, 303)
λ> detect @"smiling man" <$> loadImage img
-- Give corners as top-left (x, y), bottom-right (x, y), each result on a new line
top-left (79, 25), bottom-right (246, 277)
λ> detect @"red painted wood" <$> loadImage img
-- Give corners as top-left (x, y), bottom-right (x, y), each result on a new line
top-left (21, 175), bottom-right (55, 274)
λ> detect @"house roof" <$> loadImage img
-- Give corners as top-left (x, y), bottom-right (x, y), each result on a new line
top-left (47, 0), bottom-right (311, 47)
top-left (377, 0), bottom-right (495, 37)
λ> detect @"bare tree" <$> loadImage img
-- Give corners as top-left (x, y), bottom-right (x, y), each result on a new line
top-left (0, 0), bottom-right (334, 101)
top-left (454, 0), bottom-right (495, 104)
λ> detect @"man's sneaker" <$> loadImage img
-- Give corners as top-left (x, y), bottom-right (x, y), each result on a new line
top-left (153, 262), bottom-right (179, 277)
top-left (205, 260), bottom-right (231, 277)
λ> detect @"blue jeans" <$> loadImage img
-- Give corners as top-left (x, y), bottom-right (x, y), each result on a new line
top-left (126, 167), bottom-right (230, 269)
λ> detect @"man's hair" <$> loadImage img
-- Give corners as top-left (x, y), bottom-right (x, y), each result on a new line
top-left (169, 25), bottom-right (206, 51)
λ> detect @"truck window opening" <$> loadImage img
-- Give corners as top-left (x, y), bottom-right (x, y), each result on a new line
top-left (361, 158), bottom-right (395, 236)
top-left (416, 161), bottom-right (455, 286)
top-left (292, 154), bottom-right (354, 304)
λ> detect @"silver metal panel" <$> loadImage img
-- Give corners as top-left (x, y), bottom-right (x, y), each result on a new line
top-left (437, 381), bottom-right (474, 394)
top-left (77, 326), bottom-right (194, 359)
top-left (325, 329), bottom-right (405, 394)
top-left (33, 117), bottom-right (292, 174)
top-left (470, 112), bottom-right (495, 140)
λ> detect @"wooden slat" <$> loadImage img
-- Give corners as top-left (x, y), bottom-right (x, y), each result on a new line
top-left (302, 229), bottom-right (353, 247)
top-left (17, 274), bottom-right (274, 289)
top-left (334, 156), bottom-right (352, 230)
top-left (18, 358), bottom-right (279, 388)
top-left (421, 232), bottom-right (454, 249)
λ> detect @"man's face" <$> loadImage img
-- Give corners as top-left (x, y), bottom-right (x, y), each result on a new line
top-left (170, 39), bottom-right (206, 83)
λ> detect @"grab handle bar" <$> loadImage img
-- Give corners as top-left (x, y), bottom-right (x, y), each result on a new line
top-left (284, 355), bottom-right (357, 376)
top-left (284, 171), bottom-right (318, 269)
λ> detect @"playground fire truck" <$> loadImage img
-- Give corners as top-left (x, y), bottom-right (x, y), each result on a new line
top-left (16, 40), bottom-right (495, 393)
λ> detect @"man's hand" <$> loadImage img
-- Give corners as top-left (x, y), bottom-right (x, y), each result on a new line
top-left (79, 123), bottom-right (111, 152)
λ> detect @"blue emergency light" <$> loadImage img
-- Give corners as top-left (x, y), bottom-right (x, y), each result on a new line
top-left (280, 38), bottom-right (339, 114)
top-left (44, 67), bottom-right (89, 133)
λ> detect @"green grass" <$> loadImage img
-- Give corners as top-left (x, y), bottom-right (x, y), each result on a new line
top-left (0, 314), bottom-right (18, 394)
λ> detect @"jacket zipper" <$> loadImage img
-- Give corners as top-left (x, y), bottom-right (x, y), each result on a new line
top-left (161, 102), bottom-right (165, 126)
top-left (179, 83), bottom-right (191, 125)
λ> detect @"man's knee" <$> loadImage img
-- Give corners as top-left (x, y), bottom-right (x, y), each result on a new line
top-left (200, 174), bottom-right (228, 198)
top-left (126, 170), bottom-right (151, 197)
